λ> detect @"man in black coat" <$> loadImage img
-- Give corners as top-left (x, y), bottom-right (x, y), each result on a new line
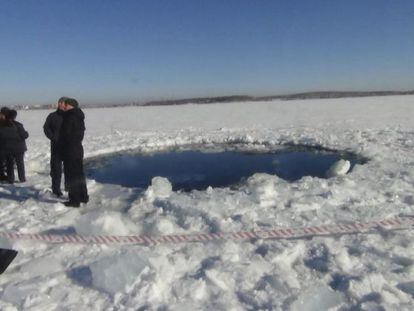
top-left (0, 110), bottom-right (23, 184)
top-left (5, 109), bottom-right (29, 182)
top-left (58, 98), bottom-right (88, 207)
top-left (43, 97), bottom-right (66, 196)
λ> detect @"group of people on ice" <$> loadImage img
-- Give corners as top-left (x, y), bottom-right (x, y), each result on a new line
top-left (0, 97), bottom-right (89, 208)
top-left (43, 97), bottom-right (89, 207)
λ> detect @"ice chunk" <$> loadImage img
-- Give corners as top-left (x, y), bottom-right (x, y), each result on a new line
top-left (89, 251), bottom-right (150, 295)
top-left (205, 269), bottom-right (235, 291)
top-left (19, 256), bottom-right (62, 278)
top-left (247, 173), bottom-right (279, 207)
top-left (145, 177), bottom-right (173, 201)
top-left (3, 280), bottom-right (52, 306)
top-left (291, 285), bottom-right (344, 311)
top-left (326, 159), bottom-right (351, 177)
top-left (154, 217), bottom-right (176, 235)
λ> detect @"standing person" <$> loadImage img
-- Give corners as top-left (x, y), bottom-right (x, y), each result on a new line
top-left (59, 97), bottom-right (88, 207)
top-left (43, 97), bottom-right (66, 196)
top-left (0, 110), bottom-right (21, 184)
top-left (6, 110), bottom-right (29, 182)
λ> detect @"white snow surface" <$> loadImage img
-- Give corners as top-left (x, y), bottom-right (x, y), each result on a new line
top-left (1, 95), bottom-right (414, 310)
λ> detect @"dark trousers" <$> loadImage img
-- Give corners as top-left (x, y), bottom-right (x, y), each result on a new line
top-left (0, 156), bottom-right (6, 181)
top-left (13, 152), bottom-right (26, 182)
top-left (4, 155), bottom-right (14, 183)
top-left (2, 153), bottom-right (25, 183)
top-left (50, 149), bottom-right (65, 194)
top-left (63, 156), bottom-right (88, 204)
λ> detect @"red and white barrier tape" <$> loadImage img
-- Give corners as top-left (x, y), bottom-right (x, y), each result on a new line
top-left (1, 216), bottom-right (413, 247)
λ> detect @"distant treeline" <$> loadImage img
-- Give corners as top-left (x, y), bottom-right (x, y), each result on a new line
top-left (11, 90), bottom-right (414, 110)
top-left (143, 90), bottom-right (414, 106)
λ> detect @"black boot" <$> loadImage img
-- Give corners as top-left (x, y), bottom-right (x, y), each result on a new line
top-left (63, 201), bottom-right (80, 208)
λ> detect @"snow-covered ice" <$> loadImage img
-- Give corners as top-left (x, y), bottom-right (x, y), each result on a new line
top-left (0, 95), bottom-right (414, 310)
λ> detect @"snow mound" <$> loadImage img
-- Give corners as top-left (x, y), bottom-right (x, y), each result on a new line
top-left (326, 159), bottom-right (351, 177)
top-left (145, 177), bottom-right (173, 201)
top-left (89, 251), bottom-right (150, 295)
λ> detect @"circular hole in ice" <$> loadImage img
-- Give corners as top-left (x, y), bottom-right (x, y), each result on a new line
top-left (85, 144), bottom-right (368, 192)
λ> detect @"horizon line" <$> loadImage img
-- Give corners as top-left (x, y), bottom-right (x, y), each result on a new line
top-left (5, 88), bottom-right (413, 109)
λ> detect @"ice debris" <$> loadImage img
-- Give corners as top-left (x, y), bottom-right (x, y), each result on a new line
top-left (89, 251), bottom-right (150, 295)
top-left (326, 159), bottom-right (351, 177)
top-left (247, 173), bottom-right (280, 207)
top-left (145, 177), bottom-right (173, 201)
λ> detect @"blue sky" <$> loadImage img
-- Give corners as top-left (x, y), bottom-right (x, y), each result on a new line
top-left (0, 0), bottom-right (413, 106)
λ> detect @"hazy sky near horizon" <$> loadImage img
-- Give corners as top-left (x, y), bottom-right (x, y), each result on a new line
top-left (1, 0), bottom-right (413, 106)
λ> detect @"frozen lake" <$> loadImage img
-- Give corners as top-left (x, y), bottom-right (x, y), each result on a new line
top-left (1, 95), bottom-right (413, 310)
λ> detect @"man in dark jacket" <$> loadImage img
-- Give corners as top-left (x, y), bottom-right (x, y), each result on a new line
top-left (0, 110), bottom-right (23, 184)
top-left (59, 98), bottom-right (88, 207)
top-left (43, 97), bottom-right (66, 196)
top-left (6, 110), bottom-right (29, 182)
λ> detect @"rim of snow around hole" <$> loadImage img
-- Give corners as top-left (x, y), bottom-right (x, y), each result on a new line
top-left (84, 142), bottom-right (370, 192)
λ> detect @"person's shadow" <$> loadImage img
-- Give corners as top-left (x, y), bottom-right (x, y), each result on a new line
top-left (0, 183), bottom-right (59, 204)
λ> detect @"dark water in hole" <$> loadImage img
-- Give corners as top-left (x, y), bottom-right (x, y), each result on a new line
top-left (87, 148), bottom-right (366, 191)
